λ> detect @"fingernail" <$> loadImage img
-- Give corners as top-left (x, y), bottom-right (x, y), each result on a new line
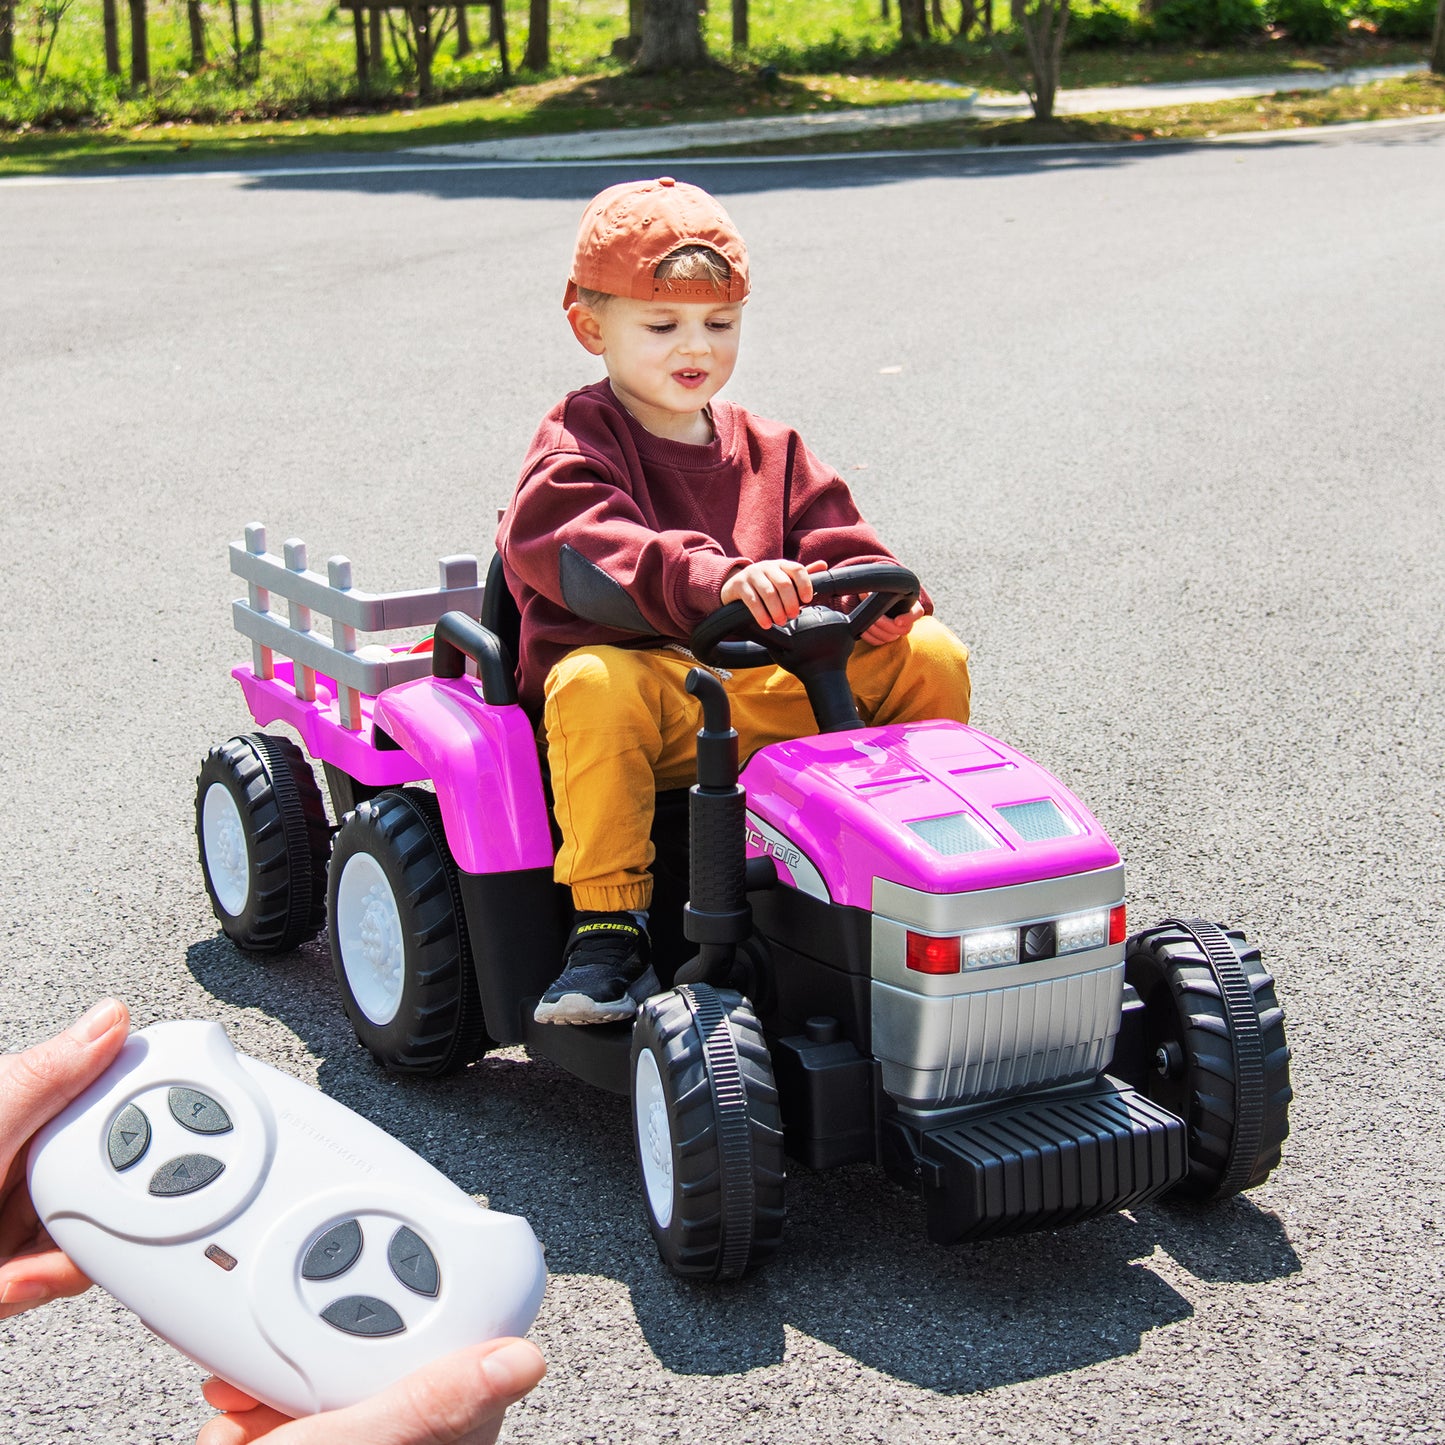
top-left (479, 1340), bottom-right (543, 1396)
top-left (69, 1000), bottom-right (122, 1044)
top-left (1, 1280), bottom-right (49, 1306)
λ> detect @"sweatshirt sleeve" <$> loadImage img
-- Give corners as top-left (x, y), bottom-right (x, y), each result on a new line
top-left (503, 447), bottom-right (751, 638)
top-left (783, 442), bottom-right (934, 614)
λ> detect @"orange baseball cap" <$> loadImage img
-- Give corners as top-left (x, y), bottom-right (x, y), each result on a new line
top-left (563, 176), bottom-right (750, 309)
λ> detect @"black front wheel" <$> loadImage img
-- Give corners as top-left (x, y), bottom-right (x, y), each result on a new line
top-left (328, 789), bottom-right (489, 1077)
top-left (1127, 919), bottom-right (1292, 1202)
top-left (196, 733), bottom-right (329, 954)
top-left (630, 984), bottom-right (785, 1281)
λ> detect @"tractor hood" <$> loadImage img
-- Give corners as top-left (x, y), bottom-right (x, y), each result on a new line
top-left (739, 721), bottom-right (1120, 911)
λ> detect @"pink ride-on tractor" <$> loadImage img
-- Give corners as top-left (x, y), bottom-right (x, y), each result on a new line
top-left (197, 525), bottom-right (1292, 1281)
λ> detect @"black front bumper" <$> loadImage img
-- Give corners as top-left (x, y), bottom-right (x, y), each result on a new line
top-left (881, 1076), bottom-right (1187, 1245)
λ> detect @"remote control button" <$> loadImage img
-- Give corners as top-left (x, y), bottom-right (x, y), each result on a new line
top-left (320, 1296), bottom-right (406, 1337)
top-left (148, 1154), bottom-right (226, 1197)
top-left (107, 1105), bottom-right (151, 1171)
top-left (169, 1088), bottom-right (233, 1135)
top-left (388, 1227), bottom-right (440, 1298)
top-left (302, 1220), bottom-right (363, 1281)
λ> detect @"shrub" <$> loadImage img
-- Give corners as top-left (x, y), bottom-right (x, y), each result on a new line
top-left (1265, 0), bottom-right (1348, 41)
top-left (1148, 0), bottom-right (1266, 43)
top-left (1366, 0), bottom-right (1435, 38)
top-left (1067, 1), bottom-right (1141, 48)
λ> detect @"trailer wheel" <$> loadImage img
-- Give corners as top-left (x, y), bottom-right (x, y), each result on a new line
top-left (1127, 919), bottom-right (1292, 1202)
top-left (329, 789), bottom-right (488, 1076)
top-left (196, 733), bottom-right (329, 954)
top-left (630, 984), bottom-right (785, 1281)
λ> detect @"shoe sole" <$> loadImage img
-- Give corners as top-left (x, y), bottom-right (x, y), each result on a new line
top-left (533, 968), bottom-right (660, 1026)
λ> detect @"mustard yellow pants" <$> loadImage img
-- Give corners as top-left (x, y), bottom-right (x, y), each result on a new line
top-left (541, 616), bottom-right (972, 912)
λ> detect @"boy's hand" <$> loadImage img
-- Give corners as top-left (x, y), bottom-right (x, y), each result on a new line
top-left (719, 560), bottom-right (827, 630)
top-left (195, 1338), bottom-right (546, 1445)
top-left (860, 598), bottom-right (925, 647)
top-left (0, 1000), bottom-right (130, 1320)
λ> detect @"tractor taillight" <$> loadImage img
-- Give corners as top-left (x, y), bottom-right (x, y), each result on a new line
top-left (906, 932), bottom-right (961, 974)
top-left (1109, 904), bottom-right (1127, 945)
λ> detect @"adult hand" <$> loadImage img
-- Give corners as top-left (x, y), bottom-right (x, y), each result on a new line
top-left (196, 1337), bottom-right (546, 1445)
top-left (0, 999), bottom-right (131, 1319)
top-left (860, 598), bottom-right (925, 647)
top-left (719, 559), bottom-right (828, 629)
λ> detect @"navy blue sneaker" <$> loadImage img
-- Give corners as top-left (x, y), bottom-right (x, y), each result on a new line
top-left (533, 912), bottom-right (659, 1025)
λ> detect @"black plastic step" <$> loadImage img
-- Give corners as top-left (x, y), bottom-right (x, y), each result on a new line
top-left (883, 1077), bottom-right (1187, 1245)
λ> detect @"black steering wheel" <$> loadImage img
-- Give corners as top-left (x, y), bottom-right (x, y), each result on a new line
top-left (689, 563), bottom-right (921, 670)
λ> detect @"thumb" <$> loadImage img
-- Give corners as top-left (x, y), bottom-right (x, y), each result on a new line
top-left (1, 1001), bottom-right (130, 1164)
top-left (267, 1338), bottom-right (546, 1445)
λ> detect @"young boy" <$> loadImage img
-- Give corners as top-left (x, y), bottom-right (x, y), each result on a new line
top-left (497, 177), bottom-right (972, 1025)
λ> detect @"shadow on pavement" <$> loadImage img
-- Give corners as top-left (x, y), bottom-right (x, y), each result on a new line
top-left (187, 927), bottom-right (1302, 1398)
top-left (192, 121), bottom-right (1445, 205)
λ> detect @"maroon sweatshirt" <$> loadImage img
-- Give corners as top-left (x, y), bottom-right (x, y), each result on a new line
top-left (497, 379), bottom-right (912, 710)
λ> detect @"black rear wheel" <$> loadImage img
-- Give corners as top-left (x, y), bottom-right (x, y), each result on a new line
top-left (1126, 919), bottom-right (1292, 1201)
top-left (196, 732), bottom-right (329, 954)
top-left (328, 788), bottom-right (489, 1076)
top-left (630, 984), bottom-right (785, 1281)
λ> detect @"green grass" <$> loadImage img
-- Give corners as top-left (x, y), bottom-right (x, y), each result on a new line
top-left (671, 70), bottom-right (1445, 153)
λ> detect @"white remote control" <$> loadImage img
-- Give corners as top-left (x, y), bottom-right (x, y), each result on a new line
top-left (27, 1020), bottom-right (547, 1418)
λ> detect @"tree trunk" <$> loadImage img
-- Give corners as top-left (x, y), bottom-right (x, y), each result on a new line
top-left (523, 0), bottom-right (547, 69)
top-left (250, 0), bottom-right (263, 52)
top-left (369, 6), bottom-right (383, 68)
top-left (634, 0), bottom-right (708, 70)
top-left (880, 0), bottom-right (890, 18)
top-left (102, 0), bottom-right (121, 74)
top-left (931, 0), bottom-right (949, 31)
top-left (1431, 0), bottom-right (1444, 75)
top-left (187, 0), bottom-right (205, 68)
top-left (352, 3), bottom-right (369, 85)
top-left (0, 0), bottom-right (14, 76)
top-left (732, 0), bottom-right (747, 49)
top-left (411, 4), bottom-right (435, 96)
top-left (455, 1), bottom-right (471, 57)
top-left (1009, 0), bottom-right (1069, 120)
top-left (128, 0), bottom-right (149, 88)
top-left (899, 0), bottom-right (930, 42)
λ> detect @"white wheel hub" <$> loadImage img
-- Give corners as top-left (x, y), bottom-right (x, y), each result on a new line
top-left (202, 783), bottom-right (250, 917)
top-left (634, 1047), bottom-right (674, 1229)
top-left (335, 852), bottom-right (405, 1025)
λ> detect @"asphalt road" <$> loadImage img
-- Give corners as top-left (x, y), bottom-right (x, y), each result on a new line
top-left (2, 127), bottom-right (1443, 1444)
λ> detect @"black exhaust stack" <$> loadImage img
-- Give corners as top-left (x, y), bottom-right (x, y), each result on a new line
top-left (673, 669), bottom-right (755, 988)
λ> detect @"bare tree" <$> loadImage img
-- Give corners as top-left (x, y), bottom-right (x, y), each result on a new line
top-left (523, 0), bottom-right (547, 69)
top-left (634, 0), bottom-right (708, 71)
top-left (1003, 0), bottom-right (1070, 120)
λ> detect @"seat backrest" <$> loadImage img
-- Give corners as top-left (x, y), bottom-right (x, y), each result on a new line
top-left (481, 550), bottom-right (524, 667)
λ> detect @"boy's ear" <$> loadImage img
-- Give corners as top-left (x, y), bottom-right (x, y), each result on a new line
top-left (566, 302), bottom-right (607, 356)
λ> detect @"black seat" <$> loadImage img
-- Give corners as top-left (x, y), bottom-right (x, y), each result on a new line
top-left (481, 550), bottom-right (524, 668)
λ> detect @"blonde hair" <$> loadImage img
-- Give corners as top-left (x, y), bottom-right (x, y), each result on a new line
top-left (577, 244), bottom-right (733, 309)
